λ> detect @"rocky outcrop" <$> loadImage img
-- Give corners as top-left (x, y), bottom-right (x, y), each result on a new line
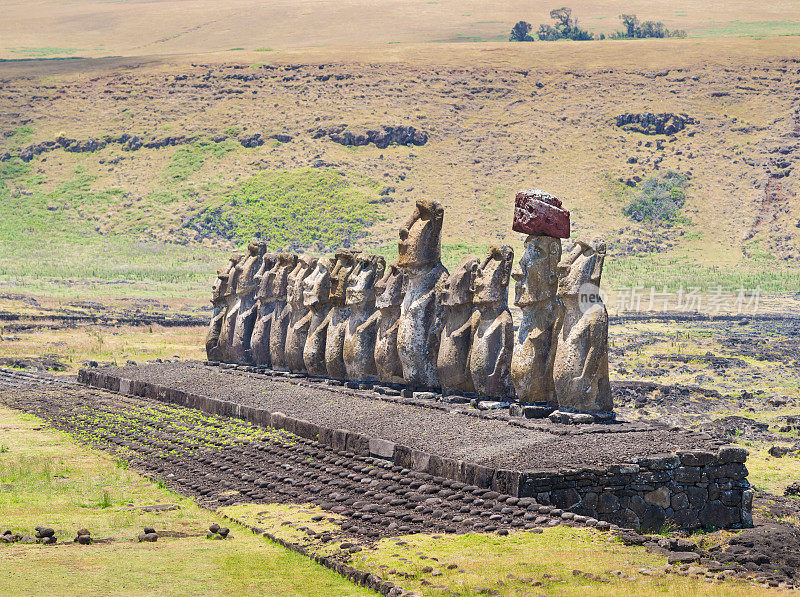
top-left (311, 125), bottom-right (428, 148)
top-left (616, 113), bottom-right (696, 135)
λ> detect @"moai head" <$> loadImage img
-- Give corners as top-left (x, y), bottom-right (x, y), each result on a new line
top-left (254, 252), bottom-right (278, 299)
top-left (303, 257), bottom-right (334, 308)
top-left (375, 262), bottom-right (405, 310)
top-left (239, 241), bottom-right (266, 293)
top-left (398, 198), bottom-right (445, 268)
top-left (346, 255), bottom-right (386, 305)
top-left (287, 256), bottom-right (317, 305)
top-left (272, 253), bottom-right (298, 300)
top-left (473, 245), bottom-right (514, 305)
top-left (557, 237), bottom-right (606, 297)
top-left (224, 253), bottom-right (243, 297)
top-left (329, 249), bottom-right (360, 306)
top-left (512, 235), bottom-right (562, 306)
top-left (441, 256), bottom-right (479, 307)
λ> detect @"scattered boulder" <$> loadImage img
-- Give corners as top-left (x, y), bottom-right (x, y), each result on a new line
top-left (238, 133), bottom-right (264, 148)
top-left (616, 113), bottom-right (696, 135)
top-left (74, 528), bottom-right (92, 545)
top-left (785, 482), bottom-right (800, 497)
top-left (138, 527), bottom-right (158, 542)
top-left (311, 124), bottom-right (428, 148)
top-left (768, 445), bottom-right (791, 458)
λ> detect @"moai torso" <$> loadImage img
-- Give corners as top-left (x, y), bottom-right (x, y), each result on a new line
top-left (284, 256), bottom-right (317, 372)
top-left (374, 263), bottom-right (405, 385)
top-left (324, 250), bottom-right (359, 380)
top-left (437, 256), bottom-right (479, 395)
top-left (510, 235), bottom-right (563, 406)
top-left (397, 199), bottom-right (448, 389)
top-left (268, 254), bottom-right (299, 370)
top-left (553, 238), bottom-right (612, 412)
top-left (469, 246), bottom-right (515, 399)
top-left (249, 253), bottom-right (279, 366)
top-left (231, 242), bottom-right (266, 364)
top-left (218, 253), bottom-right (243, 363)
top-left (343, 255), bottom-right (386, 382)
top-left (303, 258), bottom-right (334, 377)
top-left (205, 259), bottom-right (235, 361)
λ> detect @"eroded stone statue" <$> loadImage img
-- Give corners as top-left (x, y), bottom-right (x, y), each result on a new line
top-left (343, 255), bottom-right (386, 382)
top-left (469, 245), bottom-right (515, 399)
top-left (206, 258), bottom-right (236, 362)
top-left (303, 257), bottom-right (334, 377)
top-left (284, 256), bottom-right (317, 372)
top-left (510, 235), bottom-right (563, 405)
top-left (249, 252), bottom-right (280, 366)
top-left (231, 242), bottom-right (266, 364)
top-left (218, 253), bottom-right (243, 363)
top-left (553, 237), bottom-right (612, 413)
top-left (437, 256), bottom-right (479, 395)
top-left (325, 250), bottom-right (360, 380)
top-left (397, 198), bottom-right (448, 389)
top-left (373, 262), bottom-right (405, 385)
top-left (268, 253), bottom-right (299, 370)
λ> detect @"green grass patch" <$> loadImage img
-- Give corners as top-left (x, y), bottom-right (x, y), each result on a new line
top-left (190, 168), bottom-right (383, 250)
top-left (8, 47), bottom-right (84, 57)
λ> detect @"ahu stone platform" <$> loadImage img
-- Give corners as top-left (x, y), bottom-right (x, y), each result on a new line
top-left (79, 361), bottom-right (753, 532)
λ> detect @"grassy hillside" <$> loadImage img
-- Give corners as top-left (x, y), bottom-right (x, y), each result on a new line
top-left (3, 0), bottom-right (800, 60)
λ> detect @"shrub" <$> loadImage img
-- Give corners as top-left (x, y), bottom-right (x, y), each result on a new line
top-left (613, 14), bottom-right (686, 39)
top-left (534, 7), bottom-right (594, 41)
top-left (509, 21), bottom-right (533, 42)
top-left (623, 171), bottom-right (688, 224)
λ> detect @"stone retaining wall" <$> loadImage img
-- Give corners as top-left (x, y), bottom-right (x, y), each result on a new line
top-left (79, 367), bottom-right (752, 531)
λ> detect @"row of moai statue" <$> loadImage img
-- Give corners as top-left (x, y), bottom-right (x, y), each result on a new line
top-left (206, 197), bottom-right (612, 415)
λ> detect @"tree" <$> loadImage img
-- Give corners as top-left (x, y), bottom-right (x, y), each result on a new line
top-left (536, 24), bottom-right (561, 41)
top-left (509, 21), bottom-right (533, 42)
top-left (550, 7), bottom-right (573, 34)
top-left (620, 14), bottom-right (639, 37)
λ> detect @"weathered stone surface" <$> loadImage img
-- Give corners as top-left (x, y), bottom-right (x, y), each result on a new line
top-left (269, 254), bottom-right (300, 370)
top-left (553, 238), bottom-right (612, 413)
top-left (249, 252), bottom-right (280, 366)
top-left (303, 257), bottom-right (334, 377)
top-left (397, 198), bottom-right (448, 389)
top-left (206, 254), bottom-right (238, 361)
top-left (512, 189), bottom-right (570, 238)
top-left (231, 242), bottom-right (266, 363)
top-left (284, 256), bottom-right (317, 372)
top-left (437, 256), bottom-right (479, 395)
top-left (470, 246), bottom-right (514, 399)
top-left (325, 250), bottom-right (360, 380)
top-left (343, 255), bottom-right (386, 381)
top-left (645, 487), bottom-right (671, 508)
top-left (216, 253), bottom-right (243, 363)
top-left (373, 263), bottom-right (405, 385)
top-left (511, 235), bottom-right (562, 405)
top-left (616, 112), bottom-right (696, 136)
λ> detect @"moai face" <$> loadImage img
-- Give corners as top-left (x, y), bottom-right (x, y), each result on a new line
top-left (473, 246), bottom-right (514, 304)
top-left (346, 255), bottom-right (386, 306)
top-left (239, 241), bottom-right (266, 293)
top-left (271, 253), bottom-right (298, 301)
top-left (557, 237), bottom-right (606, 296)
top-left (287, 256), bottom-right (317, 304)
top-left (512, 235), bottom-right (562, 306)
top-left (303, 258), bottom-right (333, 308)
top-left (329, 249), bottom-right (360, 305)
top-left (224, 254), bottom-right (243, 297)
top-left (397, 198), bottom-right (445, 268)
top-left (441, 256), bottom-right (479, 306)
top-left (374, 263), bottom-right (405, 309)
top-left (254, 253), bottom-right (278, 298)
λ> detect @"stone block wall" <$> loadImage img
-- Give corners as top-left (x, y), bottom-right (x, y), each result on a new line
top-left (79, 368), bottom-right (752, 532)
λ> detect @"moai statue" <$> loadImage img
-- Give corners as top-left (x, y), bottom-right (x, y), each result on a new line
top-left (373, 262), bottom-right (405, 385)
top-left (437, 256), bottom-right (479, 395)
top-left (397, 198), bottom-right (448, 389)
top-left (553, 237), bottom-right (613, 414)
top-left (249, 252), bottom-right (279, 366)
top-left (324, 249), bottom-right (360, 380)
top-left (268, 253), bottom-right (299, 370)
top-left (217, 253), bottom-right (243, 363)
top-left (469, 246), bottom-right (515, 399)
top-left (284, 256), bottom-right (318, 373)
top-left (205, 259), bottom-right (236, 361)
top-left (231, 241), bottom-right (266, 364)
top-left (510, 235), bottom-right (563, 406)
top-left (302, 257), bottom-right (334, 377)
top-left (343, 255), bottom-right (386, 382)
